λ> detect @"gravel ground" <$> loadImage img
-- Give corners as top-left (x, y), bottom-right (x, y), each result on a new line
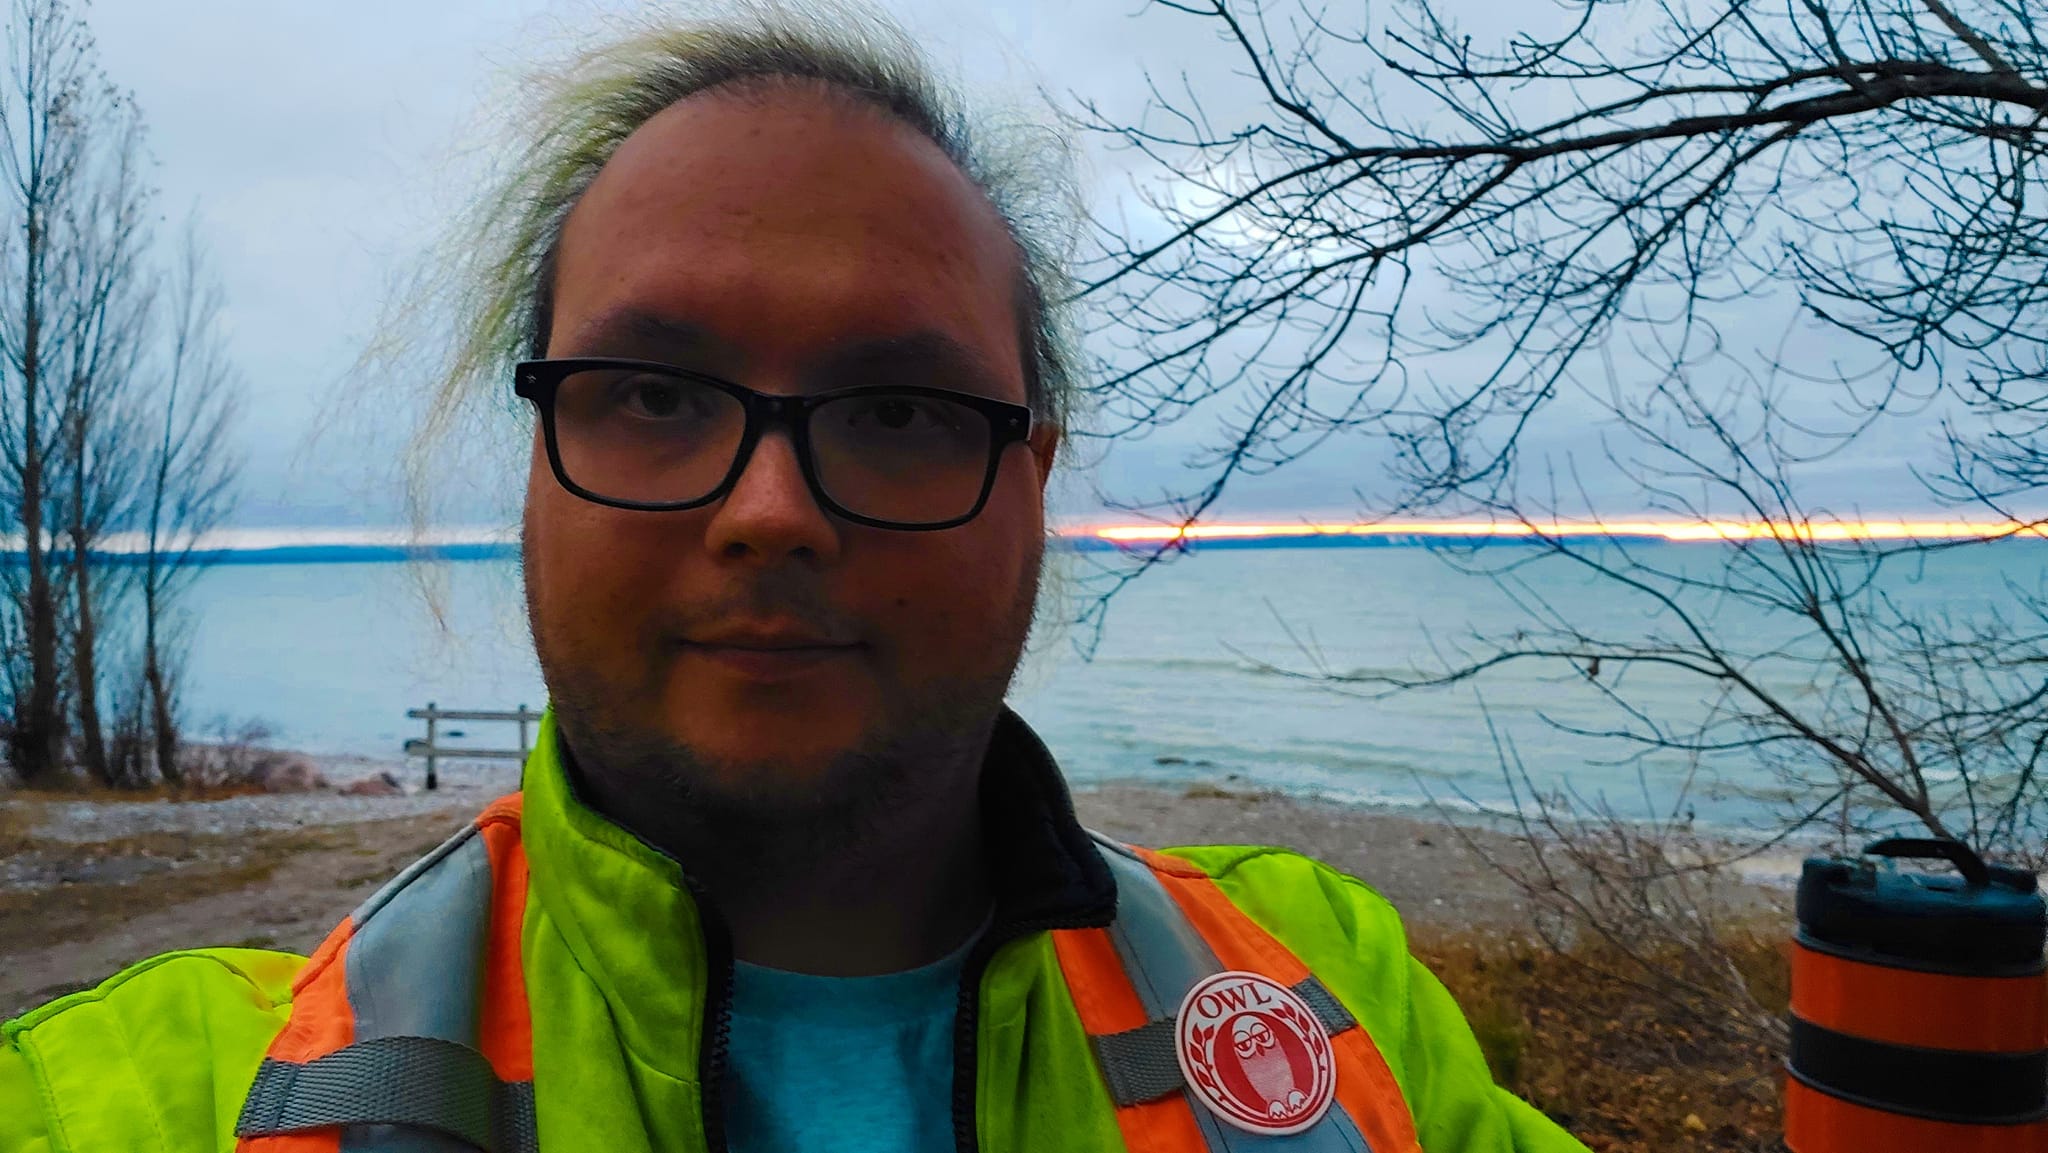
top-left (1080, 782), bottom-right (1793, 932)
top-left (1076, 783), bottom-right (1548, 930)
top-left (12, 756), bottom-right (521, 844)
top-left (1, 762), bottom-right (1791, 1006)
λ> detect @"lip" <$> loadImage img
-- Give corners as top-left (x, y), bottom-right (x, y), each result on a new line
top-left (679, 634), bottom-right (862, 681)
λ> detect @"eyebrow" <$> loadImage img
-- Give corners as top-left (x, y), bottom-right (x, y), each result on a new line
top-left (813, 330), bottom-right (1014, 397)
top-left (563, 308), bottom-right (1018, 398)
top-left (562, 308), bottom-right (726, 364)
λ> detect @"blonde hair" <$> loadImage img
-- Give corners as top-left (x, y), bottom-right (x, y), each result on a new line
top-left (406, 1), bottom-right (1081, 533)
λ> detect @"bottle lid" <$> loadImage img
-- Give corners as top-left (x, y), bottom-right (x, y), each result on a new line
top-left (1796, 838), bottom-right (2045, 975)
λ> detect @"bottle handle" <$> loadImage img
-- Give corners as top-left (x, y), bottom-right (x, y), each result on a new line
top-left (1865, 837), bottom-right (1991, 887)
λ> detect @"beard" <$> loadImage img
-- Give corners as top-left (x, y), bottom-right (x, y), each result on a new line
top-left (545, 655), bottom-right (1011, 875)
top-left (525, 539), bottom-right (1045, 882)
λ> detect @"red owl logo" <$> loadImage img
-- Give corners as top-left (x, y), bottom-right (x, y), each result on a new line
top-left (1175, 970), bottom-right (1337, 1135)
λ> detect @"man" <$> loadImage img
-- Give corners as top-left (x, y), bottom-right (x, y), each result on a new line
top-left (1, 8), bottom-right (1587, 1152)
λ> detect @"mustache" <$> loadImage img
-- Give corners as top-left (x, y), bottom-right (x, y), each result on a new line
top-left (662, 575), bottom-right (860, 641)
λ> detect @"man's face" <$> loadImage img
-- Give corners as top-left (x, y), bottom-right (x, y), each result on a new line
top-left (524, 84), bottom-right (1056, 816)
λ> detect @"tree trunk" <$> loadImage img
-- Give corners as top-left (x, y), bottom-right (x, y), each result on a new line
top-left (11, 208), bottom-right (63, 784)
top-left (143, 602), bottom-right (178, 787)
top-left (19, 451), bottom-right (60, 784)
top-left (69, 530), bottom-right (107, 785)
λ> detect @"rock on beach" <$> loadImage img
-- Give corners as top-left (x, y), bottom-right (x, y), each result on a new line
top-left (339, 772), bottom-right (405, 797)
top-left (252, 755), bottom-right (328, 794)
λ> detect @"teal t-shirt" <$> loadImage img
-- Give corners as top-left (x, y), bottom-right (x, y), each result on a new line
top-left (723, 929), bottom-right (981, 1153)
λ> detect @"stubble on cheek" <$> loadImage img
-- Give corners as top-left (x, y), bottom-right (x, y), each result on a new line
top-left (521, 498), bottom-right (667, 740)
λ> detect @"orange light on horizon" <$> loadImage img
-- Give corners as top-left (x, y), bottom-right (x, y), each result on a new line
top-left (1069, 520), bottom-right (2048, 544)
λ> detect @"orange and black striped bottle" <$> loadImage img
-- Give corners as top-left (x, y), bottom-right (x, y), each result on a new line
top-left (1786, 837), bottom-right (2047, 1153)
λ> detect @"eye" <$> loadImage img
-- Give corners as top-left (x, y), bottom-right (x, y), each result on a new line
top-left (614, 375), bottom-right (699, 421)
top-left (869, 398), bottom-right (935, 430)
top-left (844, 395), bottom-right (962, 433)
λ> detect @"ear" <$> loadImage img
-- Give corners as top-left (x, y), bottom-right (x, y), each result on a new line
top-left (1028, 425), bottom-right (1060, 491)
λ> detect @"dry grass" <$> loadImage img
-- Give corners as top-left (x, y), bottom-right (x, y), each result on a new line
top-left (1413, 926), bottom-right (1791, 1152)
top-left (0, 826), bottom-right (343, 951)
top-left (0, 801), bottom-right (31, 856)
top-left (6, 779), bottom-right (271, 803)
top-left (1, 810), bottom-right (469, 1017)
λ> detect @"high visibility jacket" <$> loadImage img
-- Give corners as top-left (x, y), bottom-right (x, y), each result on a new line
top-left (0, 709), bottom-right (1587, 1152)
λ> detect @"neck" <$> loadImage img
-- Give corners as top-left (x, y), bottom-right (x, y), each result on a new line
top-left (710, 784), bottom-right (990, 975)
top-left (571, 742), bottom-right (993, 977)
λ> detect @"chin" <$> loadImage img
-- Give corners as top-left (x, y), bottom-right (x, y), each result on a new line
top-left (670, 708), bottom-right (870, 780)
top-left (685, 732), bottom-right (855, 783)
top-left (666, 733), bottom-right (899, 830)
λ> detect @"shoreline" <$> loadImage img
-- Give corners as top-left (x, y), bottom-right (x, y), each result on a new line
top-left (1073, 783), bottom-right (1794, 930)
top-left (2, 766), bottom-right (1791, 995)
top-left (1076, 776), bottom-right (1823, 889)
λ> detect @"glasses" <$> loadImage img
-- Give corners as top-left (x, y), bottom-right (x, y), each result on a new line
top-left (514, 357), bottom-right (1034, 531)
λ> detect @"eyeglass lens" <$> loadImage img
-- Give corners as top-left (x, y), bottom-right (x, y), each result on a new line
top-left (549, 367), bottom-right (995, 524)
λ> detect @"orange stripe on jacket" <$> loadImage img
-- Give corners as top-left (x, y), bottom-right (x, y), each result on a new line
top-left (1136, 847), bottom-right (1423, 1153)
top-left (1051, 925), bottom-right (1212, 1153)
top-left (237, 797), bottom-right (536, 1153)
top-left (234, 909), bottom-right (356, 1152)
top-left (476, 794), bottom-right (534, 1082)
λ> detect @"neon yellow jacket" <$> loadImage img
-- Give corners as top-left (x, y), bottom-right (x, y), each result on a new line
top-left (0, 710), bottom-right (1586, 1152)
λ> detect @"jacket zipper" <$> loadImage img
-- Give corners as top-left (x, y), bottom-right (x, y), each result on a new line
top-left (682, 871), bottom-right (736, 1153)
top-left (949, 913), bottom-right (1107, 1153)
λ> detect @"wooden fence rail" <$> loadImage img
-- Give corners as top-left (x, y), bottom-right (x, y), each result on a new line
top-left (402, 702), bottom-right (543, 790)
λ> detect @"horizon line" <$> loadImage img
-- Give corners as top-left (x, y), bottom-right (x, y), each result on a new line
top-left (0, 517), bottom-right (2034, 558)
top-left (1076, 518), bottom-right (2048, 545)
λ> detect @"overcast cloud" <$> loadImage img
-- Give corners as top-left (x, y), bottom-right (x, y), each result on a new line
top-left (80, 0), bottom-right (1958, 531)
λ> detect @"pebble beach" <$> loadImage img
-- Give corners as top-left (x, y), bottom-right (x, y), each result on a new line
top-left (5, 753), bottom-right (1788, 933)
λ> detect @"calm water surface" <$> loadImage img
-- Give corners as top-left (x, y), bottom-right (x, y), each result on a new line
top-left (177, 542), bottom-right (2045, 831)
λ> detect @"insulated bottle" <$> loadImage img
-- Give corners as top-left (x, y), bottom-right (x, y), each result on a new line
top-left (1786, 837), bottom-right (2047, 1153)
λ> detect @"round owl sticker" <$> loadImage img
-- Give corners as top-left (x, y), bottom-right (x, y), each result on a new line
top-left (1175, 970), bottom-right (1337, 1135)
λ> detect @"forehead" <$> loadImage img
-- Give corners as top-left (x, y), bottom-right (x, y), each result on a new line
top-left (549, 83), bottom-right (1025, 394)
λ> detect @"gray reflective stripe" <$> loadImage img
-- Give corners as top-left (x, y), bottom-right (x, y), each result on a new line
top-left (1085, 835), bottom-right (1375, 1152)
top-left (236, 1036), bottom-right (537, 1153)
top-left (353, 823), bottom-right (480, 925)
top-left (1092, 834), bottom-right (1224, 1020)
top-left (1090, 977), bottom-right (1358, 1107)
top-left (348, 825), bottom-right (494, 1045)
top-left (239, 821), bottom-right (518, 1150)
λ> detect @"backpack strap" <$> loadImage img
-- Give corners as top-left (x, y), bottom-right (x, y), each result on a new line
top-left (238, 1035), bottom-right (531, 1151)
top-left (1051, 833), bottom-right (1420, 1153)
top-left (235, 796), bottom-right (534, 1153)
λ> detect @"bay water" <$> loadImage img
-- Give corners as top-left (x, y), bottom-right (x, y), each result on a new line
top-left (176, 540), bottom-right (2045, 833)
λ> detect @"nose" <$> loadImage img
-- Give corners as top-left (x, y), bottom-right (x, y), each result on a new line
top-left (702, 428), bottom-right (843, 565)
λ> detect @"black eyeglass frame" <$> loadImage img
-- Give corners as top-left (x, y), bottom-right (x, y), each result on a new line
top-left (513, 357), bottom-right (1035, 531)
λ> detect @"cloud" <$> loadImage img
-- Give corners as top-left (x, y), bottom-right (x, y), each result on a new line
top-left (78, 0), bottom-right (1956, 529)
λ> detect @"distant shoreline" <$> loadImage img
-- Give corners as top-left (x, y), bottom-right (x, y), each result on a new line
top-left (4, 528), bottom-right (2042, 566)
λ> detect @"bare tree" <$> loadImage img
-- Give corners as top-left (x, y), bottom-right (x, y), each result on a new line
top-left (1232, 363), bottom-right (2046, 1069)
top-left (1077, 0), bottom-right (2048, 851)
top-left (0, 0), bottom-right (242, 790)
top-left (1275, 371), bottom-right (2048, 853)
top-left (137, 228), bottom-right (239, 787)
top-left (49, 102), bottom-right (152, 786)
top-left (0, 0), bottom-right (137, 783)
top-left (0, 0), bottom-right (116, 786)
top-left (1077, 0), bottom-right (2048, 519)
top-left (1074, 7), bottom-right (2048, 1085)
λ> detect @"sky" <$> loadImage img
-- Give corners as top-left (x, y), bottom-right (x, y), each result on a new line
top-left (79, 0), bottom-right (1984, 533)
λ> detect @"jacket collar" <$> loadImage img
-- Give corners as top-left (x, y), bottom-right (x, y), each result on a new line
top-left (972, 707), bottom-right (1118, 930)
top-left (517, 705), bottom-right (1117, 1070)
